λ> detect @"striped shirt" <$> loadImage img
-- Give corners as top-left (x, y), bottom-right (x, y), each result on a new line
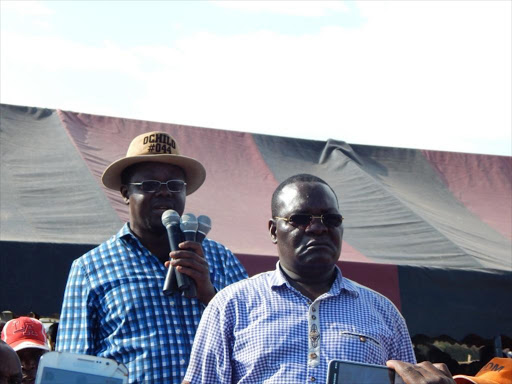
top-left (56, 223), bottom-right (248, 384)
top-left (184, 262), bottom-right (416, 384)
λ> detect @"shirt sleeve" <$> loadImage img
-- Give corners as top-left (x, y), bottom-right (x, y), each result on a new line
top-left (203, 239), bottom-right (248, 291)
top-left (183, 297), bottom-right (233, 384)
top-left (389, 306), bottom-right (417, 364)
top-left (55, 258), bottom-right (98, 355)
top-left (220, 247), bottom-right (249, 287)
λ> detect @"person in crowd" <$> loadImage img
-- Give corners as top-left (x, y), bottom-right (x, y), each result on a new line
top-left (1, 317), bottom-right (50, 384)
top-left (56, 131), bottom-right (248, 384)
top-left (1, 311), bottom-right (14, 334)
top-left (25, 312), bottom-right (39, 320)
top-left (1, 310), bottom-right (14, 322)
top-left (453, 356), bottom-right (512, 383)
top-left (0, 340), bottom-right (22, 384)
top-left (183, 174), bottom-right (455, 384)
top-left (45, 323), bottom-right (58, 351)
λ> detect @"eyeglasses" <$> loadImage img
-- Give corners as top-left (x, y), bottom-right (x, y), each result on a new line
top-left (274, 213), bottom-right (344, 228)
top-left (129, 180), bottom-right (187, 193)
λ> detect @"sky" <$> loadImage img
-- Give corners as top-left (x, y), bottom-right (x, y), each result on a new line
top-left (1, 0), bottom-right (511, 156)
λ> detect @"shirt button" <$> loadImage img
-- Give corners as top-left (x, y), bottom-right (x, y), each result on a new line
top-left (169, 301), bottom-right (175, 306)
top-left (310, 376), bottom-right (316, 382)
top-left (311, 315), bottom-right (316, 320)
top-left (309, 353), bottom-right (318, 359)
top-left (360, 336), bottom-right (366, 342)
top-left (180, 359), bottom-right (186, 365)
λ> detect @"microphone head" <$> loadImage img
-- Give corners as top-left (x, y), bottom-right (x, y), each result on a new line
top-left (197, 215), bottom-right (212, 235)
top-left (180, 213), bottom-right (198, 232)
top-left (161, 210), bottom-right (180, 228)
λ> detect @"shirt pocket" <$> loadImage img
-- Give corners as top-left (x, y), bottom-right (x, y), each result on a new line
top-left (332, 330), bottom-right (388, 365)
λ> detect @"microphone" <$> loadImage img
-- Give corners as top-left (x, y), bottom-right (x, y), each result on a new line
top-left (196, 215), bottom-right (212, 243)
top-left (162, 210), bottom-right (181, 296)
top-left (179, 213), bottom-right (198, 298)
top-left (180, 213), bottom-right (198, 242)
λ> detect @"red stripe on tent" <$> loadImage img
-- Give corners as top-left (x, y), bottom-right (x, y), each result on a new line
top-left (423, 150), bottom-right (512, 239)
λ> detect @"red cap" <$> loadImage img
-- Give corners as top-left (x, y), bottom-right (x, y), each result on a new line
top-left (0, 317), bottom-right (49, 352)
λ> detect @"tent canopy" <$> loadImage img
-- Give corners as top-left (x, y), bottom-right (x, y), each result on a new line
top-left (1, 104), bottom-right (511, 340)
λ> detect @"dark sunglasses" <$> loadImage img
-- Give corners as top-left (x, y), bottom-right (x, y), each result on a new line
top-left (129, 179), bottom-right (187, 193)
top-left (274, 213), bottom-right (344, 228)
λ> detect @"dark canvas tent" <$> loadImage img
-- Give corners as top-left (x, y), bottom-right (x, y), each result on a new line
top-left (1, 104), bottom-right (511, 344)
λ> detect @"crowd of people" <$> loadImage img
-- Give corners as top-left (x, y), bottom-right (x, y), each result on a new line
top-left (0, 315), bottom-right (55, 384)
top-left (2, 312), bottom-right (510, 384)
top-left (2, 131), bottom-right (510, 384)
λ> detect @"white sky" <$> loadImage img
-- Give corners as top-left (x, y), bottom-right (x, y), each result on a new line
top-left (1, 0), bottom-right (511, 156)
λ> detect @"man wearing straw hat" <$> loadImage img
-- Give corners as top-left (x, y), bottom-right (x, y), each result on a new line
top-left (57, 131), bottom-right (248, 384)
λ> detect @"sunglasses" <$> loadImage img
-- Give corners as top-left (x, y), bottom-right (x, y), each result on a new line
top-left (274, 213), bottom-right (344, 228)
top-left (129, 180), bottom-right (187, 193)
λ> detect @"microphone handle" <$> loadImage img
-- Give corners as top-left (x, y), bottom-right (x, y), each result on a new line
top-left (182, 230), bottom-right (196, 242)
top-left (195, 231), bottom-right (207, 243)
top-left (169, 227), bottom-right (193, 293)
top-left (163, 224), bottom-right (181, 296)
top-left (180, 230), bottom-right (197, 298)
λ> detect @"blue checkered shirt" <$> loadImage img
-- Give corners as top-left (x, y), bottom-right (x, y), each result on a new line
top-left (56, 223), bottom-right (248, 384)
top-left (184, 262), bottom-right (416, 384)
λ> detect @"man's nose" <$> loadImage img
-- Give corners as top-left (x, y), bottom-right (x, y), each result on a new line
top-left (22, 358), bottom-right (37, 370)
top-left (305, 217), bottom-right (328, 233)
top-left (154, 183), bottom-right (172, 196)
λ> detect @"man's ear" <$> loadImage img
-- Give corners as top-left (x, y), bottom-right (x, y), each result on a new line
top-left (268, 219), bottom-right (277, 244)
top-left (120, 185), bottom-right (130, 205)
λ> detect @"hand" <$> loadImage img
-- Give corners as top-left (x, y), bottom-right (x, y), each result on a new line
top-left (165, 241), bottom-right (216, 304)
top-left (386, 360), bottom-right (455, 384)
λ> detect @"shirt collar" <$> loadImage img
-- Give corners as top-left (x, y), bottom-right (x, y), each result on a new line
top-left (118, 222), bottom-right (133, 238)
top-left (117, 223), bottom-right (146, 250)
top-left (116, 223), bottom-right (165, 264)
top-left (271, 260), bottom-right (359, 298)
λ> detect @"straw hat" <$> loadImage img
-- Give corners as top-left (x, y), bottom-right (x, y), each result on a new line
top-left (101, 131), bottom-right (206, 195)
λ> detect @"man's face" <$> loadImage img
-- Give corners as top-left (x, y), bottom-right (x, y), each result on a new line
top-left (16, 348), bottom-right (46, 384)
top-left (269, 181), bottom-right (343, 278)
top-left (0, 342), bottom-right (22, 384)
top-left (121, 162), bottom-right (186, 237)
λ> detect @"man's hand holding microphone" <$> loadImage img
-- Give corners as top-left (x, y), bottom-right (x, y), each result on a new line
top-left (161, 210), bottom-right (216, 304)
